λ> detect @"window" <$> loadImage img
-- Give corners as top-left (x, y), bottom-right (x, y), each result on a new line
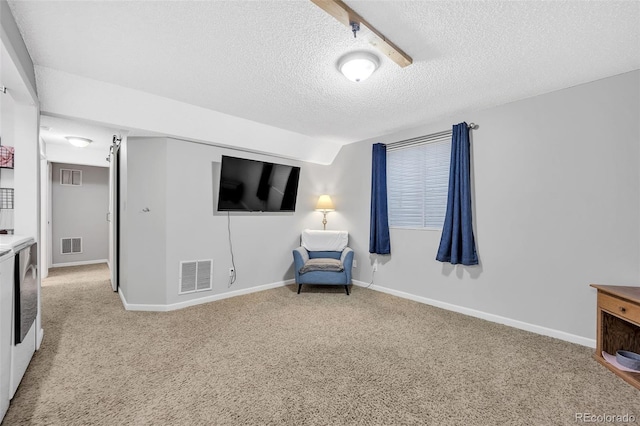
top-left (387, 135), bottom-right (451, 229)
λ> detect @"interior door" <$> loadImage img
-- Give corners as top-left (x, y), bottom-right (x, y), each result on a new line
top-left (108, 137), bottom-right (120, 292)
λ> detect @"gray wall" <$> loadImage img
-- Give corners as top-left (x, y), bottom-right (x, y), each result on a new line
top-left (119, 138), bottom-right (166, 305)
top-left (303, 70), bottom-right (640, 341)
top-left (116, 71), bottom-right (639, 342)
top-left (52, 162), bottom-right (108, 265)
top-left (119, 137), bottom-right (322, 306)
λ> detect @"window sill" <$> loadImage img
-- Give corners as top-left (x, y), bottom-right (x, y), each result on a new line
top-left (389, 226), bottom-right (442, 232)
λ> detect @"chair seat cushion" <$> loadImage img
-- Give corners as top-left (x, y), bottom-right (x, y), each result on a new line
top-left (299, 258), bottom-right (344, 274)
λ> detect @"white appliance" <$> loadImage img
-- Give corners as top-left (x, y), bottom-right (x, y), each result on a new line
top-left (0, 235), bottom-right (37, 404)
top-left (0, 248), bottom-right (15, 421)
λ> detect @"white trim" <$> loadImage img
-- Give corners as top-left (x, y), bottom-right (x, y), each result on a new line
top-left (118, 279), bottom-right (295, 312)
top-left (51, 259), bottom-right (108, 268)
top-left (36, 328), bottom-right (44, 350)
top-left (117, 286), bottom-right (127, 307)
top-left (389, 226), bottom-right (442, 232)
top-left (47, 162), bottom-right (53, 270)
top-left (352, 280), bottom-right (596, 348)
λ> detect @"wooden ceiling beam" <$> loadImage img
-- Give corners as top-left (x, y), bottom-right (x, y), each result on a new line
top-left (310, 0), bottom-right (413, 68)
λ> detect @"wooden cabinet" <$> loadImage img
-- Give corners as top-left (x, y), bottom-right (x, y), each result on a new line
top-left (590, 284), bottom-right (640, 390)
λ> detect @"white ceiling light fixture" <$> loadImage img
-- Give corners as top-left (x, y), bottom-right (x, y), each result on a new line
top-left (338, 51), bottom-right (380, 83)
top-left (65, 136), bottom-right (92, 148)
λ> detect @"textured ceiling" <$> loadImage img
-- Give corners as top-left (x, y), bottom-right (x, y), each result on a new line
top-left (39, 115), bottom-right (121, 151)
top-left (8, 0), bottom-right (640, 148)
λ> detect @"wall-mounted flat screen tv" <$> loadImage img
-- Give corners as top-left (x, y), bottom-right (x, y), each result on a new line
top-left (217, 155), bottom-right (301, 212)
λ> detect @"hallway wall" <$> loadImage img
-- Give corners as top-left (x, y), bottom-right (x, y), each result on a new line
top-left (51, 162), bottom-right (108, 266)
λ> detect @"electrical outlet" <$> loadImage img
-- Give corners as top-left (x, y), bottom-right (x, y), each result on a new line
top-left (229, 267), bottom-right (235, 277)
top-left (353, 259), bottom-right (357, 268)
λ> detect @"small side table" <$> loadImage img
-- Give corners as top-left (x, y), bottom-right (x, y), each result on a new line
top-left (590, 284), bottom-right (640, 390)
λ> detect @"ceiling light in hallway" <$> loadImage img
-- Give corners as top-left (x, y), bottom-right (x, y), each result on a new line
top-left (338, 51), bottom-right (379, 83)
top-left (65, 136), bottom-right (92, 148)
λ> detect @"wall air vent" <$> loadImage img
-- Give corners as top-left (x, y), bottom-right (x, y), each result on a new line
top-left (60, 169), bottom-right (82, 186)
top-left (179, 259), bottom-right (213, 294)
top-left (61, 237), bottom-right (82, 254)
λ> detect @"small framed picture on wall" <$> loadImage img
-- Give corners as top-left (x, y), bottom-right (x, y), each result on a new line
top-left (0, 145), bottom-right (14, 169)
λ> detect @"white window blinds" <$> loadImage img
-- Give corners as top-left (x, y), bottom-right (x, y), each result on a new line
top-left (387, 133), bottom-right (451, 229)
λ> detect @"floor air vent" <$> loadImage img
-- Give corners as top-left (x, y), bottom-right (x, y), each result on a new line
top-left (179, 260), bottom-right (213, 294)
top-left (61, 237), bottom-right (82, 254)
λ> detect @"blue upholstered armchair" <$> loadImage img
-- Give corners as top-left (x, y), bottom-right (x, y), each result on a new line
top-left (292, 230), bottom-right (354, 295)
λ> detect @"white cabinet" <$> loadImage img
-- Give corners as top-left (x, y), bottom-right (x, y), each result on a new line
top-left (0, 252), bottom-right (15, 421)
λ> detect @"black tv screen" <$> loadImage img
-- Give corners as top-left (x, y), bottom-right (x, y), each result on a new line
top-left (217, 155), bottom-right (301, 212)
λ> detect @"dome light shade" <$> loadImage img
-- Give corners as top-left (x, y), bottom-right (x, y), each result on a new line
top-left (338, 52), bottom-right (379, 82)
top-left (65, 136), bottom-right (92, 148)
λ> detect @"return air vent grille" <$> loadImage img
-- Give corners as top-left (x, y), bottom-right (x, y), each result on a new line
top-left (61, 237), bottom-right (82, 254)
top-left (179, 259), bottom-right (213, 294)
top-left (60, 169), bottom-right (82, 186)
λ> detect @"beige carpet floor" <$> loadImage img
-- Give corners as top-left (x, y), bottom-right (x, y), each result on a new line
top-left (2, 264), bottom-right (639, 425)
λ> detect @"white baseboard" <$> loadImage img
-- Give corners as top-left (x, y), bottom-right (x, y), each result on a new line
top-left (118, 279), bottom-right (295, 312)
top-left (352, 280), bottom-right (596, 348)
top-left (117, 286), bottom-right (128, 308)
top-left (51, 259), bottom-right (108, 268)
top-left (37, 328), bottom-right (44, 350)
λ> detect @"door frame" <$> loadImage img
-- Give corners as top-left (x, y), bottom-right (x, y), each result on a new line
top-left (108, 136), bottom-right (121, 292)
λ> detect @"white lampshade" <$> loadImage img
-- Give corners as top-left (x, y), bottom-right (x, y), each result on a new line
top-left (338, 52), bottom-right (379, 82)
top-left (65, 136), bottom-right (92, 148)
top-left (315, 195), bottom-right (335, 211)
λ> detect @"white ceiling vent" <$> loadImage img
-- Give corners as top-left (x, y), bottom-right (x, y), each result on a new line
top-left (60, 169), bottom-right (82, 186)
top-left (179, 260), bottom-right (213, 294)
top-left (61, 237), bottom-right (82, 254)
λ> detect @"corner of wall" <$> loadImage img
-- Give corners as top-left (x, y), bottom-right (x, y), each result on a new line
top-left (0, 0), bottom-right (37, 101)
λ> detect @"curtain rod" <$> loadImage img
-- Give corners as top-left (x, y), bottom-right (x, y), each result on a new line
top-left (386, 122), bottom-right (477, 151)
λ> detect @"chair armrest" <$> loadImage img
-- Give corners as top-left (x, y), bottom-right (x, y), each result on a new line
top-left (340, 247), bottom-right (353, 266)
top-left (292, 247), bottom-right (309, 282)
top-left (341, 247), bottom-right (354, 283)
